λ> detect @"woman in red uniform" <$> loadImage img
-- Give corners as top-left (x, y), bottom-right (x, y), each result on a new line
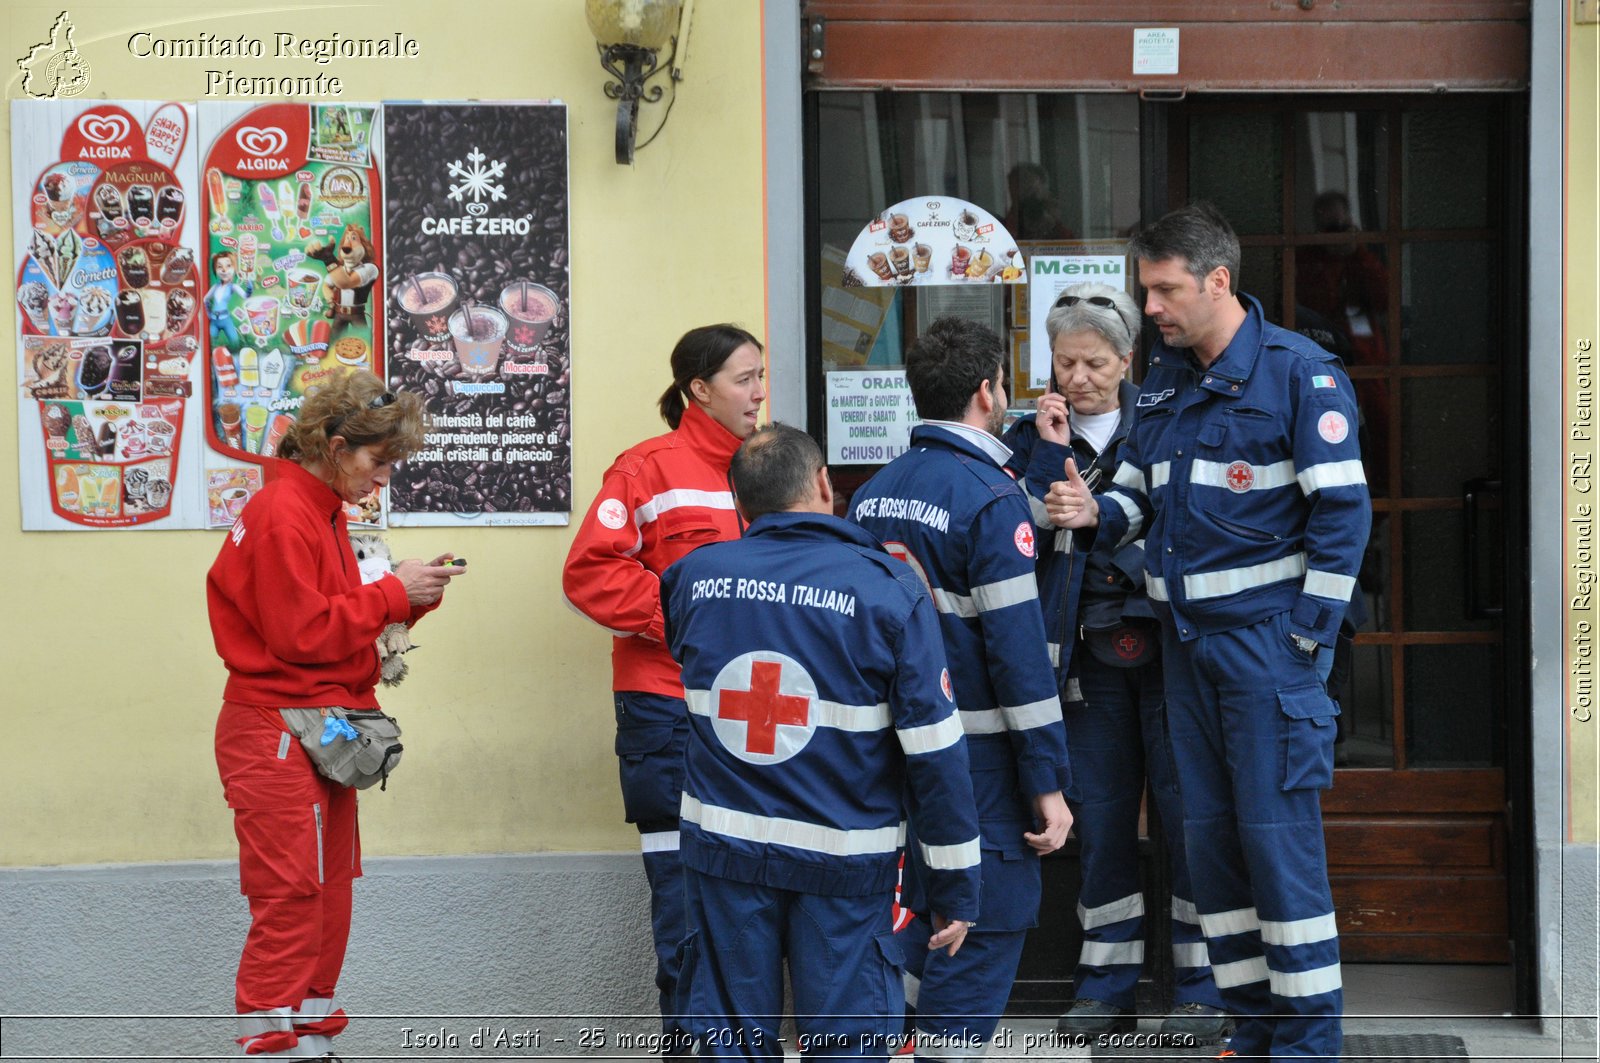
top-left (562, 323), bottom-right (766, 1054)
top-left (208, 369), bottom-right (462, 1058)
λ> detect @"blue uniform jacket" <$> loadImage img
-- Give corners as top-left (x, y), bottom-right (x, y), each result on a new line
top-left (1093, 296), bottom-right (1371, 647)
top-left (661, 511), bottom-right (982, 923)
top-left (850, 425), bottom-right (1071, 841)
top-left (1003, 380), bottom-right (1148, 687)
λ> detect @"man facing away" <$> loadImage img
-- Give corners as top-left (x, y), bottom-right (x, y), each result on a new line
top-left (1048, 202), bottom-right (1370, 1060)
top-left (661, 423), bottom-right (983, 1062)
top-left (851, 316), bottom-right (1073, 1063)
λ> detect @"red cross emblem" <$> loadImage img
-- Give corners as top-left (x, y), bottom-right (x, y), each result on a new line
top-left (1014, 521), bottom-right (1036, 558)
top-left (712, 652), bottom-right (817, 762)
top-left (1114, 628), bottom-right (1146, 660)
top-left (1225, 461), bottom-right (1255, 493)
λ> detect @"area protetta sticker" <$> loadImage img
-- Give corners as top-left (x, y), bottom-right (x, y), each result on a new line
top-left (199, 102), bottom-right (384, 517)
top-left (13, 100), bottom-right (201, 529)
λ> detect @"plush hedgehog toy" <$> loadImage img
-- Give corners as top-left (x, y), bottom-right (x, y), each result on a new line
top-left (349, 532), bottom-right (417, 686)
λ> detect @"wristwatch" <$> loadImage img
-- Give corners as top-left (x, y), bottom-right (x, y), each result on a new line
top-left (1292, 634), bottom-right (1320, 657)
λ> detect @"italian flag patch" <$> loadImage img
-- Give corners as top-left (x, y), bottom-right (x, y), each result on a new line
top-left (1312, 375), bottom-right (1337, 389)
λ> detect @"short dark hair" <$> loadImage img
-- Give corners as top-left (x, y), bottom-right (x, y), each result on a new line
top-left (657, 323), bottom-right (764, 429)
top-left (730, 423), bottom-right (822, 521)
top-left (1127, 201), bottom-right (1241, 295)
top-left (904, 316), bottom-right (1004, 422)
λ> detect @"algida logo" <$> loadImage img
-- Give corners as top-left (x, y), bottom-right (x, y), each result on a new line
top-left (17, 12), bottom-right (92, 99)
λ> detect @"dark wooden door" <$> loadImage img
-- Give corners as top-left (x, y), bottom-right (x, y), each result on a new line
top-left (1168, 95), bottom-right (1523, 962)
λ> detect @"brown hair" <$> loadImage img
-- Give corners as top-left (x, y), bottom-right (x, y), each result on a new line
top-left (657, 323), bottom-right (764, 429)
top-left (278, 368), bottom-right (427, 467)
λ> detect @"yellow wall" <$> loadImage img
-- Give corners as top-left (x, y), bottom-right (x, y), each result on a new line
top-left (0, 0), bottom-right (767, 865)
top-left (1570, 12), bottom-right (1599, 844)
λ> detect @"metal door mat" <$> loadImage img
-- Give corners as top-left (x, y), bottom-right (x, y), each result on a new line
top-left (1091, 1031), bottom-right (1469, 1060)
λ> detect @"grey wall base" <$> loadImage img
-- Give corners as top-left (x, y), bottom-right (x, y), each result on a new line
top-left (1541, 842), bottom-right (1600, 1051)
top-left (0, 852), bottom-right (660, 1061)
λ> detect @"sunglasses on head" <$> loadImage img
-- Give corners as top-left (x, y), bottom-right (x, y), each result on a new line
top-left (1054, 294), bottom-right (1118, 310)
top-left (330, 391), bottom-right (396, 439)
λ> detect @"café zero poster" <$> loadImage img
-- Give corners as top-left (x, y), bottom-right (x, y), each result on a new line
top-left (384, 102), bottom-right (572, 527)
top-left (11, 100), bottom-right (205, 530)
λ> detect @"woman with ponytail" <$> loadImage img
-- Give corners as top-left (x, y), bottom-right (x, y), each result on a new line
top-left (561, 323), bottom-right (765, 1054)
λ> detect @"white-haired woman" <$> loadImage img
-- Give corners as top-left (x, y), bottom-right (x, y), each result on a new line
top-left (1003, 281), bottom-right (1229, 1041)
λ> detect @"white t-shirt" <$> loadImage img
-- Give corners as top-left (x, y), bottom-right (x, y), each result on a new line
top-left (1070, 408), bottom-right (1121, 456)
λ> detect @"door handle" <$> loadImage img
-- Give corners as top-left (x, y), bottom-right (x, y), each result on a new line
top-left (1463, 478), bottom-right (1503, 619)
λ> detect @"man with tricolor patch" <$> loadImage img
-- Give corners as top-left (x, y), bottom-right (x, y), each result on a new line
top-left (1047, 202), bottom-right (1370, 1061)
top-left (852, 316), bottom-right (1074, 1063)
top-left (662, 424), bottom-right (982, 1062)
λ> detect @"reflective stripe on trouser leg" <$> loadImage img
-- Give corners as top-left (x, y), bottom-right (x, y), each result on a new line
top-left (293, 995), bottom-right (348, 1056)
top-left (911, 925), bottom-right (1027, 1063)
top-left (1162, 625), bottom-right (1275, 1057)
top-left (640, 823), bottom-right (687, 1038)
top-left (237, 1007), bottom-right (300, 1056)
top-left (1062, 655), bottom-right (1150, 1010)
top-left (1141, 675), bottom-right (1225, 1011)
top-left (1166, 618), bottom-right (1343, 1061)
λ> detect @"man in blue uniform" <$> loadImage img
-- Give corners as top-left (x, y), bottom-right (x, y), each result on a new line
top-left (662, 424), bottom-right (983, 1063)
top-left (851, 316), bottom-right (1073, 1063)
top-left (1047, 202), bottom-right (1370, 1060)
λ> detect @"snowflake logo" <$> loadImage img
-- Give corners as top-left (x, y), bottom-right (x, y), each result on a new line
top-left (425, 314), bottom-right (447, 334)
top-left (447, 147), bottom-right (507, 204)
top-left (513, 324), bottom-right (536, 345)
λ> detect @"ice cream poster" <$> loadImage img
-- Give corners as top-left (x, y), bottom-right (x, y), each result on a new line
top-left (197, 101), bottom-right (385, 526)
top-left (383, 102), bottom-right (572, 527)
top-left (842, 197), bottom-right (1025, 288)
top-left (11, 100), bottom-right (206, 530)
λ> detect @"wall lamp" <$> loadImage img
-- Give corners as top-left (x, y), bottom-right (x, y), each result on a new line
top-left (585, 0), bottom-right (691, 165)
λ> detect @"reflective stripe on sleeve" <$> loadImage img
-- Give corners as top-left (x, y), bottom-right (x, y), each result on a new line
top-left (1304, 569), bottom-right (1358, 602)
top-left (897, 713), bottom-right (965, 756)
top-left (1297, 459), bottom-right (1367, 494)
top-left (680, 794), bottom-right (905, 857)
top-left (969, 573), bottom-right (1039, 613)
top-left (1147, 575), bottom-right (1169, 602)
top-left (1191, 458), bottom-right (1298, 491)
top-left (1001, 696), bottom-right (1062, 732)
top-left (930, 588), bottom-right (977, 618)
top-left (1112, 462), bottom-right (1146, 493)
top-left (918, 836), bottom-right (981, 870)
top-left (641, 830), bottom-right (680, 854)
top-left (1077, 891), bottom-right (1145, 930)
top-left (1184, 553), bottom-right (1307, 600)
top-left (1173, 942), bottom-right (1212, 970)
top-left (1149, 461), bottom-right (1171, 489)
top-left (958, 709), bottom-right (1006, 734)
top-left (1171, 896), bottom-right (1201, 925)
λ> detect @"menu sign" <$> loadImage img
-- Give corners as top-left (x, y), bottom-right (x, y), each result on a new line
top-left (198, 101), bottom-right (385, 526)
top-left (384, 102), bottom-right (572, 527)
top-left (12, 100), bottom-right (204, 529)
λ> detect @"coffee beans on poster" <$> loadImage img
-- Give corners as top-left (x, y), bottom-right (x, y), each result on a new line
top-left (382, 104), bottom-right (571, 515)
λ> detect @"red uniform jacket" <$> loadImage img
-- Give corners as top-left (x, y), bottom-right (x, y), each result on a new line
top-left (208, 460), bottom-right (437, 708)
top-left (563, 402), bottom-right (744, 697)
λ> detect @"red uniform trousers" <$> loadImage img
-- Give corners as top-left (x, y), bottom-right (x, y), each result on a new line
top-left (216, 703), bottom-right (360, 1057)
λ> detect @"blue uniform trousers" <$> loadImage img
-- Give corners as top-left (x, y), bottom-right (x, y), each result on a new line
top-left (1064, 654), bottom-right (1223, 1012)
top-left (682, 868), bottom-right (905, 1062)
top-left (1160, 613), bottom-right (1343, 1060)
top-left (900, 917), bottom-right (1027, 1062)
top-left (615, 692), bottom-right (692, 1047)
